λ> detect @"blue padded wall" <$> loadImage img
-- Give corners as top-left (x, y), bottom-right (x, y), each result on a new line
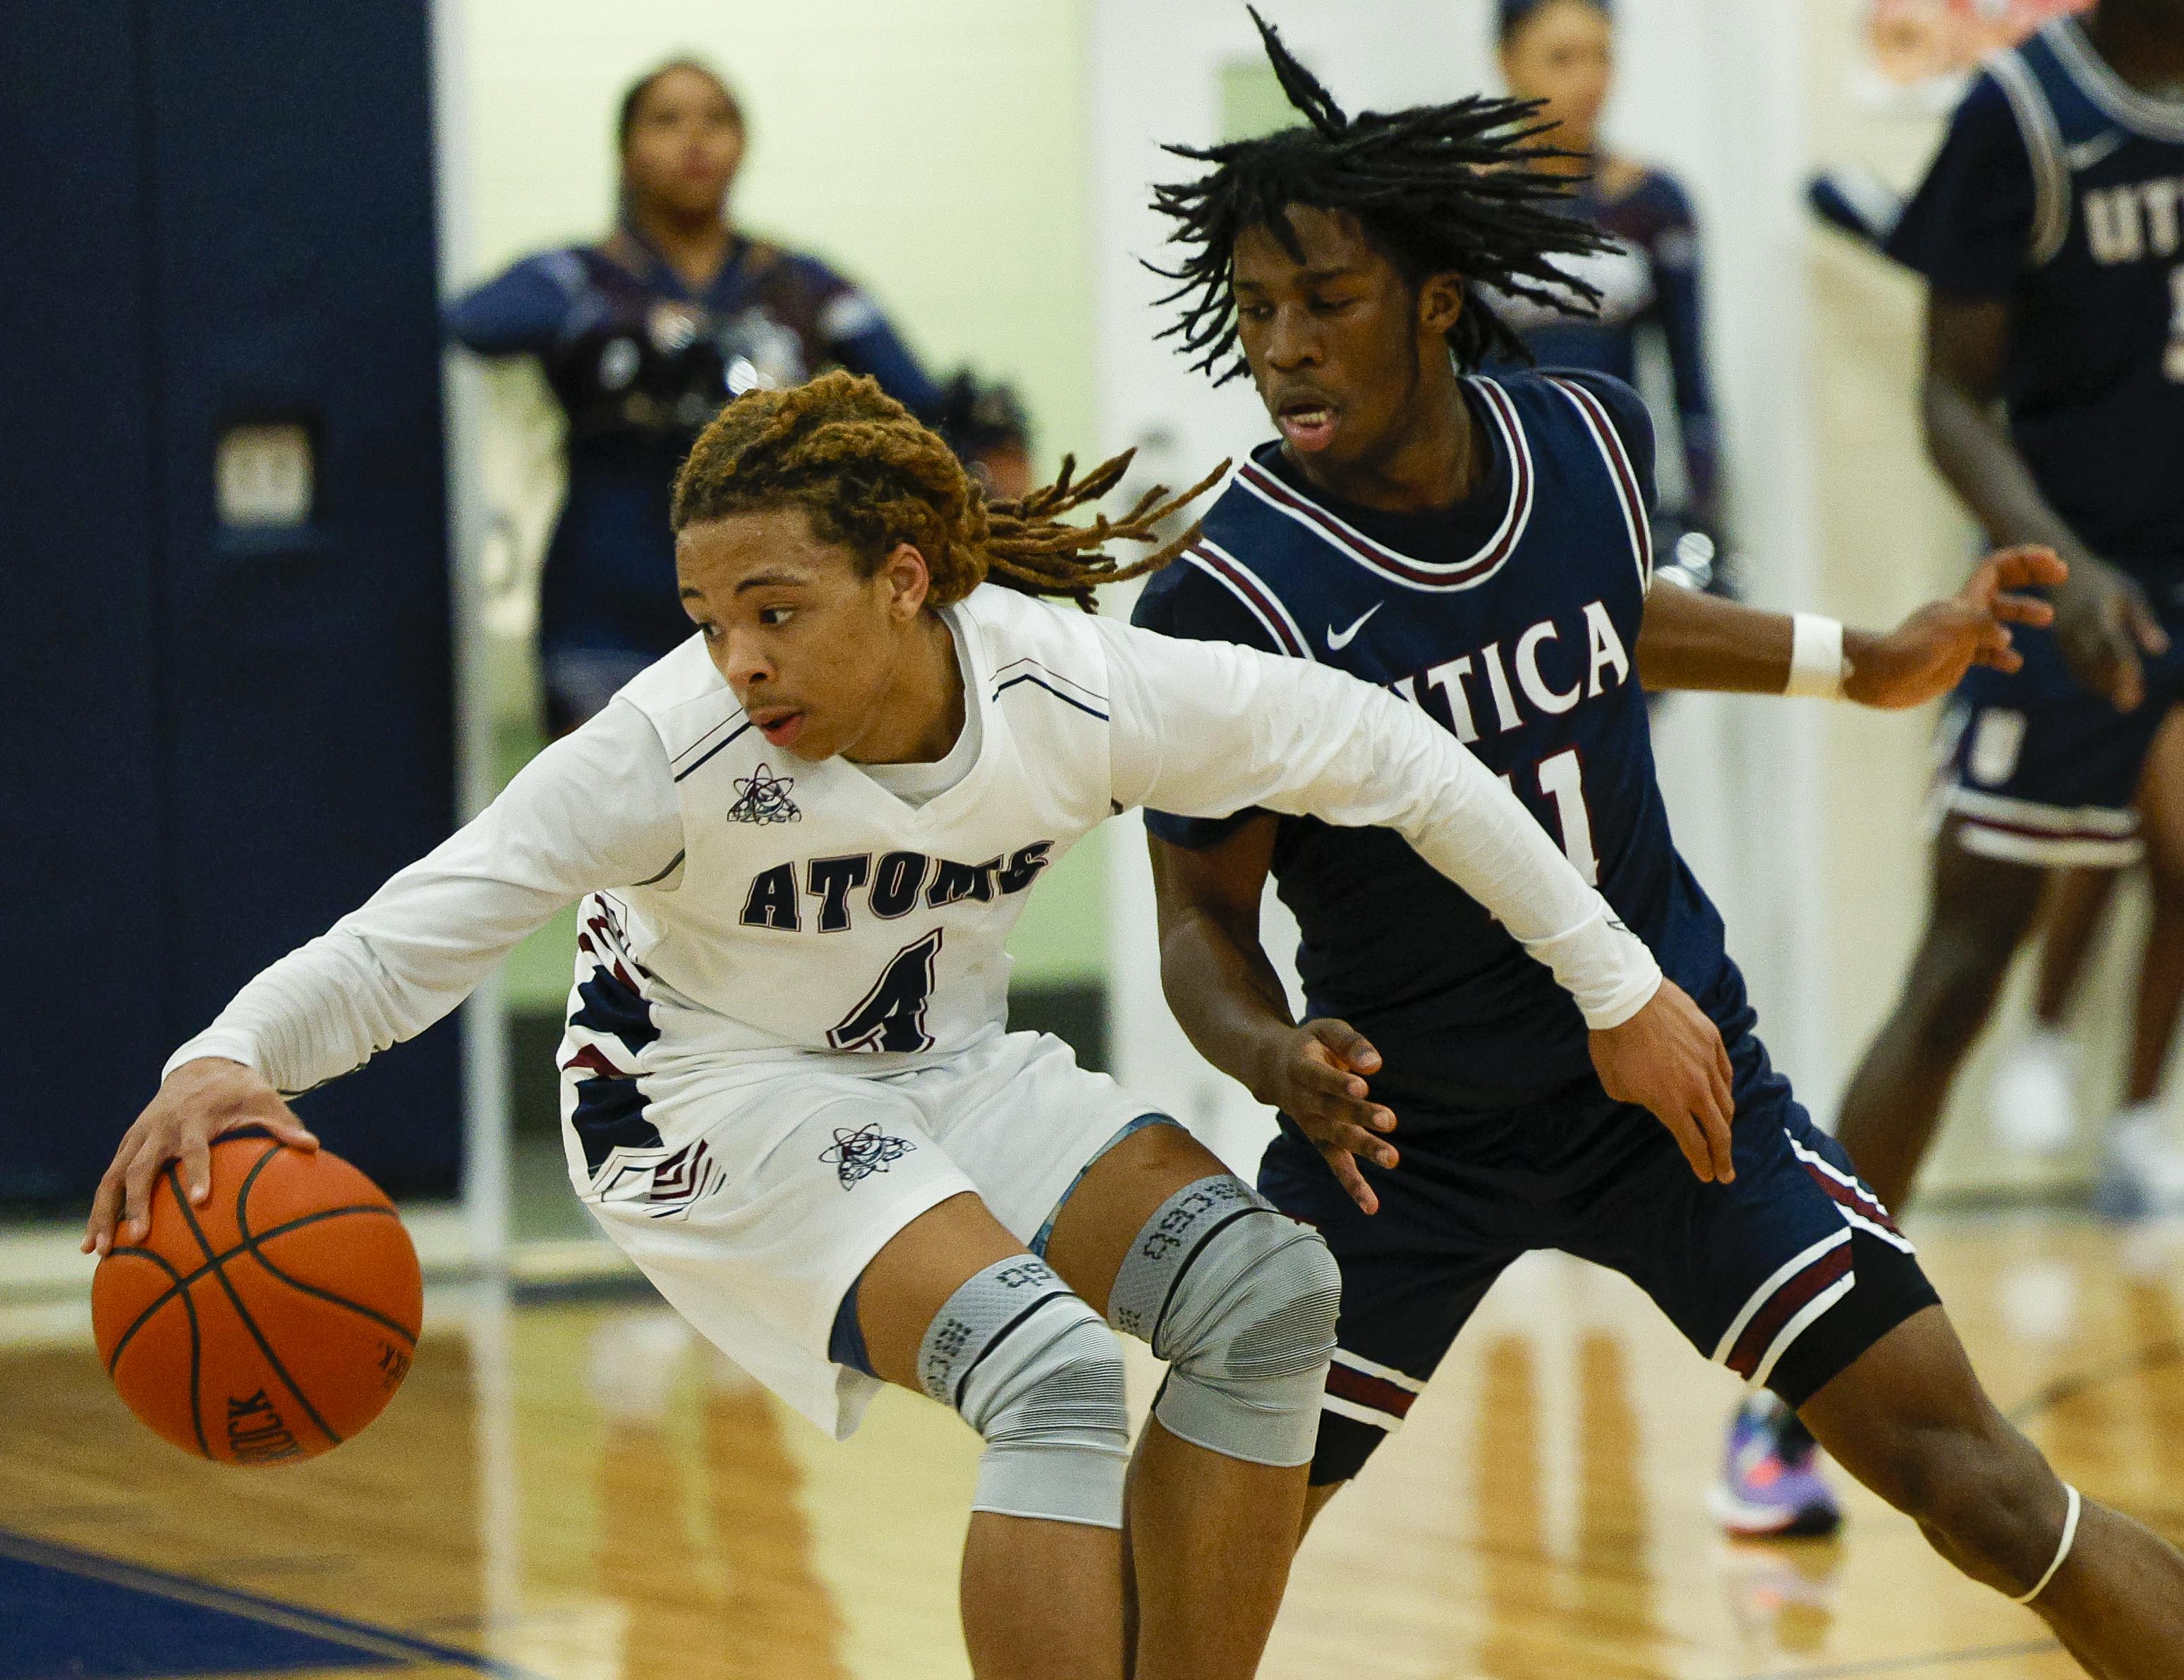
top-left (0, 0), bottom-right (461, 1205)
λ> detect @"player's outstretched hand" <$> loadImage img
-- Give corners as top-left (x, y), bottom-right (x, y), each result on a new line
top-left (1256, 1018), bottom-right (1397, 1215)
top-left (1588, 980), bottom-right (1737, 1184)
top-left (83, 1059), bottom-right (317, 1257)
top-left (1843, 545), bottom-right (2067, 710)
top-left (2051, 553), bottom-right (2171, 714)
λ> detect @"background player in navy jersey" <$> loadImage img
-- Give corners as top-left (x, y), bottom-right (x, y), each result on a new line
top-left (1835, 0), bottom-right (2184, 1222)
top-left (1810, 66), bottom-right (2184, 1197)
top-left (1490, 0), bottom-right (1728, 593)
top-left (448, 59), bottom-right (944, 733)
top-left (1133, 16), bottom-right (2184, 1666)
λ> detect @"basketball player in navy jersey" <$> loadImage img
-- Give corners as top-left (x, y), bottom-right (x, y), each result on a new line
top-left (1839, 0), bottom-right (2184, 1219)
top-left (1134, 16), bottom-right (2184, 1666)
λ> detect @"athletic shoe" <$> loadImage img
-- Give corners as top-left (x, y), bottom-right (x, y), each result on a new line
top-left (1709, 1393), bottom-right (1843, 1540)
top-left (1989, 1025), bottom-right (2080, 1159)
top-left (2092, 1107), bottom-right (2184, 1219)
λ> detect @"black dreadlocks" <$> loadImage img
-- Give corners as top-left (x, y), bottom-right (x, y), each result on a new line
top-left (1150, 7), bottom-right (1618, 383)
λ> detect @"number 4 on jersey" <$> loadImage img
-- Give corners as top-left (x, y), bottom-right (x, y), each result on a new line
top-left (829, 930), bottom-right (943, 1053)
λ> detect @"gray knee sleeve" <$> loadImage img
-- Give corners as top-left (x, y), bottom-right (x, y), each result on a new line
top-left (918, 1255), bottom-right (1130, 1528)
top-left (1108, 1176), bottom-right (1342, 1467)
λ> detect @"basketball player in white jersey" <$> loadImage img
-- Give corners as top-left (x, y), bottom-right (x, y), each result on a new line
top-left (83, 373), bottom-right (1733, 1680)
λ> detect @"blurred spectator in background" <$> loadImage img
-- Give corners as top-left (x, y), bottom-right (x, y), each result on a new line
top-left (1488, 0), bottom-right (1728, 593)
top-left (447, 58), bottom-right (945, 731)
top-left (935, 370), bottom-right (1033, 501)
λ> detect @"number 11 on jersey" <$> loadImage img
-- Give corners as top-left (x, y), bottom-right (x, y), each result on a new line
top-left (1507, 748), bottom-right (1599, 884)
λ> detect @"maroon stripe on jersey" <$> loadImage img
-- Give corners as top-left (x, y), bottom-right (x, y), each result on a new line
top-left (1801, 1159), bottom-right (1903, 1236)
top-left (564, 1044), bottom-right (628, 1078)
top-left (1727, 1242), bottom-right (1855, 1380)
top-left (1326, 1361), bottom-right (1421, 1420)
top-left (1191, 544), bottom-right (1308, 657)
top-left (1546, 375), bottom-right (1652, 583)
top-left (1956, 811), bottom-right (2138, 845)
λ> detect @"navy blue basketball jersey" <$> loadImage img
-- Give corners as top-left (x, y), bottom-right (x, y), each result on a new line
top-left (1134, 370), bottom-right (1737, 1104)
top-left (1888, 18), bottom-right (2184, 578)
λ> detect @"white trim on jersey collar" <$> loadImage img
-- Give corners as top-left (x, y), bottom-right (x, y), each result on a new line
top-left (2049, 18), bottom-right (2184, 144)
top-left (1230, 376), bottom-right (1536, 595)
top-left (1182, 540), bottom-right (1316, 661)
top-left (1543, 375), bottom-right (1653, 597)
top-left (1986, 46), bottom-right (2074, 266)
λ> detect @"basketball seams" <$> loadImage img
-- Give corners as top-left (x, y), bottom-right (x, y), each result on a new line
top-left (235, 1145), bottom-right (419, 1351)
top-left (178, 1272), bottom-right (210, 1459)
top-left (100, 1243), bottom-right (212, 1457)
top-left (100, 1203), bottom-right (402, 1371)
top-left (101, 1246), bottom-right (186, 1375)
top-left (164, 1162), bottom-right (346, 1452)
top-left (239, 1249), bottom-right (420, 1349)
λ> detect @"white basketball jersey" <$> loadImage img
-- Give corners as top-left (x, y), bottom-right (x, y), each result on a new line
top-left (168, 584), bottom-right (1657, 1104)
top-left (576, 589), bottom-right (1128, 1076)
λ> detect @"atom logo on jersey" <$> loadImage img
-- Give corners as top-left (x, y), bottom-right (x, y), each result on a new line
top-left (727, 763), bottom-right (801, 824)
top-left (820, 1121), bottom-right (918, 1189)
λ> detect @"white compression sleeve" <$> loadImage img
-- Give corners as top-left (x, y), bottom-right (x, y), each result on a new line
top-left (1099, 618), bottom-right (1662, 1029)
top-left (164, 700), bottom-right (685, 1095)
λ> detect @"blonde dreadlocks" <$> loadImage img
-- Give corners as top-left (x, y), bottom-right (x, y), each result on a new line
top-left (672, 372), bottom-right (1225, 611)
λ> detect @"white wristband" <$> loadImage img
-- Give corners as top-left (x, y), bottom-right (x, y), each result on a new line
top-left (1785, 613), bottom-right (1848, 700)
top-left (2010, 1483), bottom-right (2081, 1605)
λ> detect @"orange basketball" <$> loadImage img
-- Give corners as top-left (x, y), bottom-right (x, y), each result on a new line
top-left (91, 1127), bottom-right (421, 1465)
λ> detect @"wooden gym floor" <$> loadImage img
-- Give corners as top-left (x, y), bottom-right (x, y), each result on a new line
top-left (2, 1212), bottom-right (2178, 1680)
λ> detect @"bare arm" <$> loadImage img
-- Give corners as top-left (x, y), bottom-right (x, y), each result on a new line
top-left (1635, 547), bottom-right (2063, 707)
top-left (1919, 294), bottom-right (2166, 710)
top-left (1148, 820), bottom-right (1400, 1214)
top-left (1104, 614), bottom-right (1734, 1190)
top-left (1145, 810), bottom-right (1736, 1207)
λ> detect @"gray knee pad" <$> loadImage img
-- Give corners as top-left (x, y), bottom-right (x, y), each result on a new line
top-left (1108, 1176), bottom-right (1342, 1467)
top-left (918, 1255), bottom-right (1130, 1528)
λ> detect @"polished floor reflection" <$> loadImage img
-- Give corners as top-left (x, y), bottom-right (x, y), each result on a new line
top-left (4, 1214), bottom-right (2178, 1679)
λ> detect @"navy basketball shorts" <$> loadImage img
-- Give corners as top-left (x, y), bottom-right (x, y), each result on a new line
top-left (1933, 604), bottom-right (2184, 870)
top-left (1260, 1026), bottom-right (1939, 1486)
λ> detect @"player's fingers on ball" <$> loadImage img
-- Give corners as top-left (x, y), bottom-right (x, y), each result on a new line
top-left (180, 1133), bottom-right (214, 1205)
top-left (84, 1169), bottom-right (124, 1252)
top-left (119, 1149), bottom-right (161, 1242)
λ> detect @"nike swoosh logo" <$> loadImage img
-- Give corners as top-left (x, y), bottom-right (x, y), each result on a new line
top-left (1326, 603), bottom-right (1383, 651)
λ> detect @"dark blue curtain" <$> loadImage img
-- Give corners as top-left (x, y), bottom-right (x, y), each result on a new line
top-left (0, 1), bottom-right (461, 1206)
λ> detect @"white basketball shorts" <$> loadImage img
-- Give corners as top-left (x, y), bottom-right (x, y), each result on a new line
top-left (563, 1030), bottom-right (1164, 1439)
